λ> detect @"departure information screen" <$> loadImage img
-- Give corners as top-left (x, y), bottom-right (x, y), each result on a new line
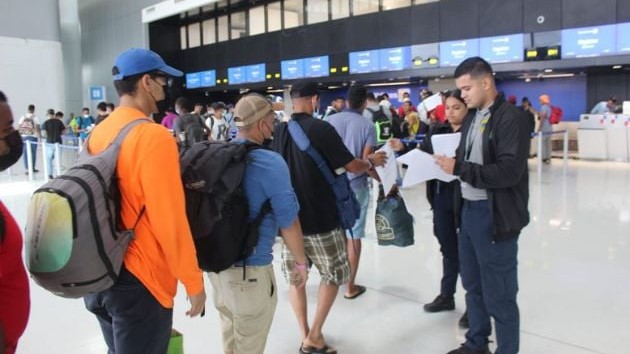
top-left (349, 49), bottom-right (380, 74)
top-left (440, 39), bottom-right (480, 67)
top-left (480, 34), bottom-right (524, 63)
top-left (379, 46), bottom-right (412, 71)
top-left (303, 56), bottom-right (329, 78)
top-left (617, 22), bottom-right (630, 54)
top-left (186, 73), bottom-right (201, 88)
top-left (228, 67), bottom-right (246, 85)
top-left (561, 24), bottom-right (615, 58)
top-left (246, 64), bottom-right (266, 83)
top-left (281, 59), bottom-right (304, 80)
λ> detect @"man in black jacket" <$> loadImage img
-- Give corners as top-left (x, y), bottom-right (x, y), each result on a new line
top-left (436, 57), bottom-right (530, 354)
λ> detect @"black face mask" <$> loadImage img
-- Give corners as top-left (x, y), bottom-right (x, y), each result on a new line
top-left (0, 130), bottom-right (23, 171)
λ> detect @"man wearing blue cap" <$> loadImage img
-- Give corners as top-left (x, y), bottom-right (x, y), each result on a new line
top-left (83, 48), bottom-right (206, 354)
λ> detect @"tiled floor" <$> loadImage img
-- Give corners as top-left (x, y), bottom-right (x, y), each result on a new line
top-left (6, 157), bottom-right (630, 353)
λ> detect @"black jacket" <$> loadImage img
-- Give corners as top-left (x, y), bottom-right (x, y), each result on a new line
top-left (454, 93), bottom-right (530, 241)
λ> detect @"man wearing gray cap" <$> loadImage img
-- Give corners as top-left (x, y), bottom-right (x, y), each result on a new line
top-left (208, 93), bottom-right (308, 354)
top-left (272, 80), bottom-right (385, 354)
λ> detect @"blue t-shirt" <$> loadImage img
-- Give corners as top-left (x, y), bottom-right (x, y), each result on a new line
top-left (329, 109), bottom-right (377, 190)
top-left (234, 140), bottom-right (300, 266)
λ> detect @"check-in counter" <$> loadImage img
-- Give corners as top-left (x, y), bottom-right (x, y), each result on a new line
top-left (578, 114), bottom-right (608, 160)
top-left (605, 115), bottom-right (629, 162)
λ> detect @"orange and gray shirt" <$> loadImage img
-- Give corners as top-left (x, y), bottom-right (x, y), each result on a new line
top-left (88, 106), bottom-right (203, 308)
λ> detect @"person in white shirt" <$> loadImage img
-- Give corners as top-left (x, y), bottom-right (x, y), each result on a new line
top-left (206, 101), bottom-right (229, 141)
top-left (18, 104), bottom-right (41, 173)
top-left (590, 97), bottom-right (617, 114)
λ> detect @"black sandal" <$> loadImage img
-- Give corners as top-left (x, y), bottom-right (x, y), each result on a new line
top-left (299, 344), bottom-right (338, 354)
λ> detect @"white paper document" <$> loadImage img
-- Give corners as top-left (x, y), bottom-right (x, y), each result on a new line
top-left (374, 144), bottom-right (398, 195)
top-left (396, 149), bottom-right (457, 188)
top-left (431, 132), bottom-right (461, 157)
top-left (421, 93), bottom-right (443, 112)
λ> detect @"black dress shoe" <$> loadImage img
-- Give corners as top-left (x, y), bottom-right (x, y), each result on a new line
top-left (424, 295), bottom-right (455, 312)
top-left (446, 344), bottom-right (490, 354)
top-left (459, 311), bottom-right (469, 328)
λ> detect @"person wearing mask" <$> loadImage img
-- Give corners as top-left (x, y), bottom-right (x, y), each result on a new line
top-left (41, 111), bottom-right (67, 179)
top-left (18, 104), bottom-right (40, 173)
top-left (209, 94), bottom-right (308, 354)
top-left (420, 90), bottom-right (471, 326)
top-left (329, 84), bottom-right (386, 301)
top-left (83, 48), bottom-right (206, 353)
top-left (272, 80), bottom-right (385, 354)
top-left (590, 96), bottom-right (617, 114)
top-left (536, 94), bottom-right (553, 164)
top-left (76, 107), bottom-right (95, 139)
top-left (0, 90), bottom-right (30, 354)
top-left (435, 57), bottom-right (530, 354)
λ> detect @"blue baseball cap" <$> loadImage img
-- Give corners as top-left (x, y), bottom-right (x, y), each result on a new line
top-left (112, 48), bottom-right (183, 80)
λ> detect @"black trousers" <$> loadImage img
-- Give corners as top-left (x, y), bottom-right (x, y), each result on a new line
top-left (432, 182), bottom-right (460, 296)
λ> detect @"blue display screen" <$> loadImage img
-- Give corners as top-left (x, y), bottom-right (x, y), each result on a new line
top-left (200, 70), bottom-right (216, 87)
top-left (303, 56), bottom-right (329, 78)
top-left (247, 64), bottom-right (266, 83)
top-left (349, 49), bottom-right (380, 74)
top-left (228, 67), bottom-right (246, 85)
top-left (439, 39), bottom-right (480, 67)
top-left (186, 73), bottom-right (201, 88)
top-left (617, 22), bottom-right (630, 53)
top-left (561, 24), bottom-right (616, 58)
top-left (379, 46), bottom-right (412, 71)
top-left (480, 34), bottom-right (524, 63)
top-left (281, 59), bottom-right (304, 80)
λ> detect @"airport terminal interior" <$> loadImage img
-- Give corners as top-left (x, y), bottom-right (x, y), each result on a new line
top-left (2, 0), bottom-right (630, 353)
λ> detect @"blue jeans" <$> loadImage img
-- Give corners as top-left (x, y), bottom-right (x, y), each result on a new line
top-left (459, 200), bottom-right (519, 354)
top-left (22, 136), bottom-right (38, 170)
top-left (432, 182), bottom-right (459, 297)
top-left (45, 143), bottom-right (57, 176)
top-left (84, 267), bottom-right (173, 354)
top-left (348, 185), bottom-right (370, 239)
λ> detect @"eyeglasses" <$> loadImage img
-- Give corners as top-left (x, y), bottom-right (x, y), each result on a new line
top-left (150, 74), bottom-right (168, 86)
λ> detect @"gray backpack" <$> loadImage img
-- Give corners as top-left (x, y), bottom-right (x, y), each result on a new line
top-left (24, 119), bottom-right (148, 298)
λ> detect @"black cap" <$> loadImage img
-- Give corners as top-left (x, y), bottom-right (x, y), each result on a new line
top-left (290, 80), bottom-right (319, 99)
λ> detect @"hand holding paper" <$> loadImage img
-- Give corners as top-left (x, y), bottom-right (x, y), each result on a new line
top-left (374, 144), bottom-right (399, 195)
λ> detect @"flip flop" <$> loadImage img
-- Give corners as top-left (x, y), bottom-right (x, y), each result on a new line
top-left (344, 285), bottom-right (366, 299)
top-left (299, 344), bottom-right (338, 354)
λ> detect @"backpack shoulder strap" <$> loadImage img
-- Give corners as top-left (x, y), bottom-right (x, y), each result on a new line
top-left (287, 120), bottom-right (336, 185)
top-left (82, 118), bottom-right (151, 157)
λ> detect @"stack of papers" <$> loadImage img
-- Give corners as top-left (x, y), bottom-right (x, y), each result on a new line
top-left (396, 132), bottom-right (461, 188)
top-left (374, 144), bottom-right (399, 195)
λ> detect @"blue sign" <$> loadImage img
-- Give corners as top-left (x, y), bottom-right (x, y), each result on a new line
top-left (200, 70), bottom-right (216, 87)
top-left (480, 34), bottom-right (524, 63)
top-left (617, 22), bottom-right (630, 54)
top-left (349, 49), bottom-right (380, 74)
top-left (186, 73), bottom-right (201, 88)
top-left (303, 56), bottom-right (329, 78)
top-left (379, 46), bottom-right (412, 71)
top-left (562, 24), bottom-right (616, 58)
top-left (247, 64), bottom-right (266, 83)
top-left (228, 67), bottom-right (246, 85)
top-left (281, 59), bottom-right (304, 80)
top-left (439, 39), bottom-right (480, 67)
top-left (89, 86), bottom-right (105, 101)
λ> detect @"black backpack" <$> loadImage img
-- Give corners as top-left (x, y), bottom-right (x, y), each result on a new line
top-left (367, 107), bottom-right (393, 145)
top-left (180, 141), bottom-right (271, 275)
top-left (180, 114), bottom-right (206, 147)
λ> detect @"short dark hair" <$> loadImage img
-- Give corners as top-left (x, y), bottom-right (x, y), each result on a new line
top-left (113, 70), bottom-right (163, 97)
top-left (609, 97), bottom-right (617, 103)
top-left (333, 97), bottom-right (344, 102)
top-left (367, 93), bottom-right (376, 101)
top-left (82, 107), bottom-right (90, 113)
top-left (454, 56), bottom-right (494, 79)
top-left (97, 101), bottom-right (107, 111)
top-left (55, 111), bottom-right (64, 118)
top-left (444, 89), bottom-right (465, 105)
top-left (175, 96), bottom-right (194, 112)
top-left (347, 85), bottom-right (367, 110)
top-left (47, 108), bottom-right (55, 115)
top-left (106, 103), bottom-right (115, 111)
top-left (382, 93), bottom-right (389, 99)
top-left (28, 104), bottom-right (35, 112)
top-left (0, 91), bottom-right (6, 103)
